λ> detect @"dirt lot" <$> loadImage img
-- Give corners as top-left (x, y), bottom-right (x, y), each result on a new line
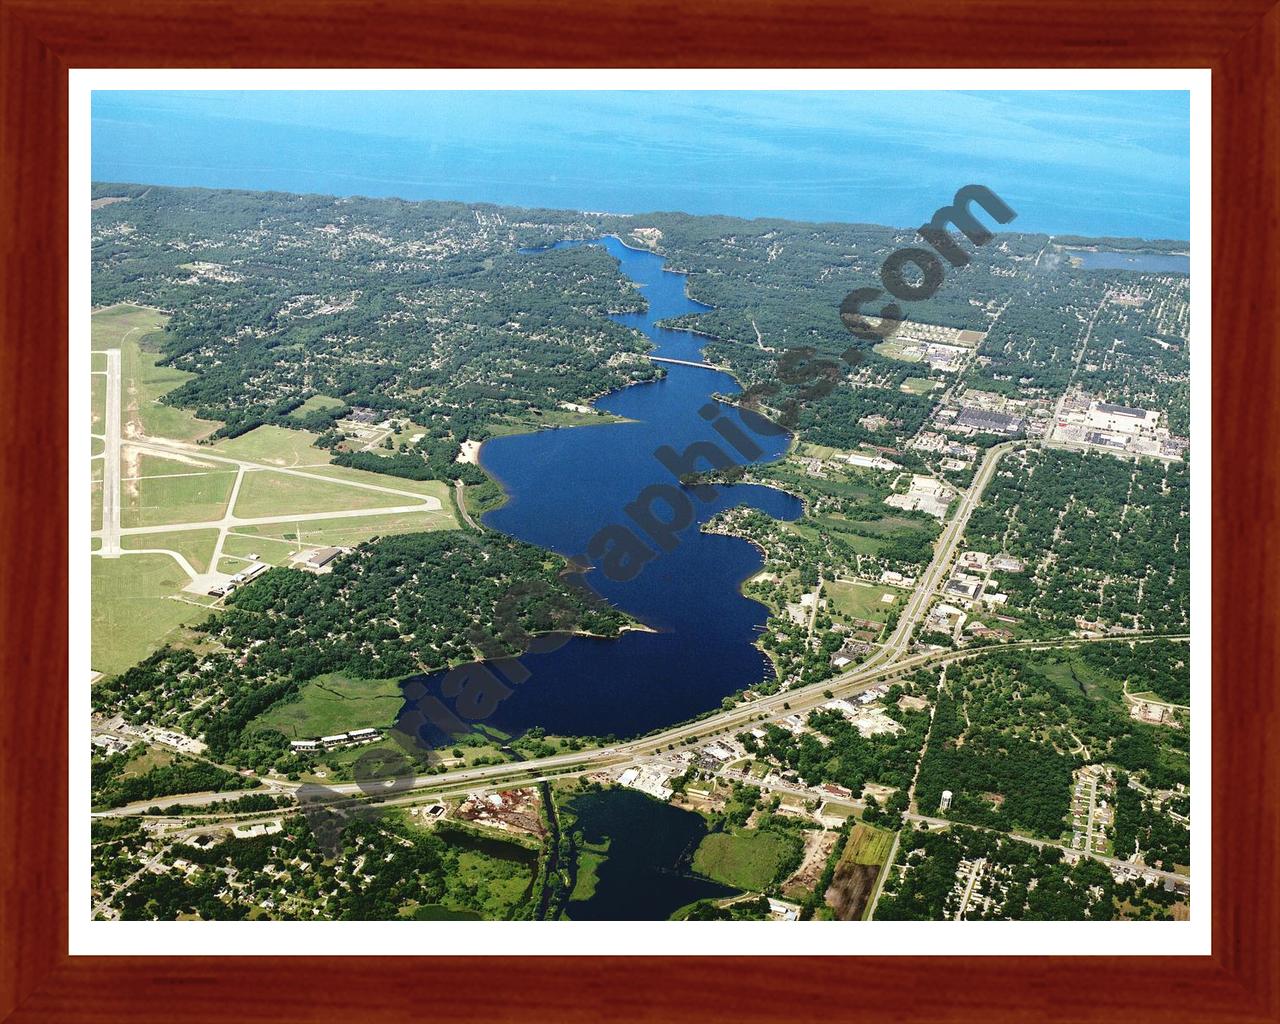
top-left (782, 828), bottom-right (839, 901)
top-left (826, 861), bottom-right (878, 920)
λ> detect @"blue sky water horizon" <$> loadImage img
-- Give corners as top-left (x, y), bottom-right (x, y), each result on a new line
top-left (92, 89), bottom-right (1191, 240)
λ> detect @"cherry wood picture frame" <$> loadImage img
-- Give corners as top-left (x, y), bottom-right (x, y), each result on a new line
top-left (2, 1), bottom-right (1277, 1020)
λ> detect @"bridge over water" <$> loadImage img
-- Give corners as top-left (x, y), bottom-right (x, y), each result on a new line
top-left (647, 355), bottom-right (726, 371)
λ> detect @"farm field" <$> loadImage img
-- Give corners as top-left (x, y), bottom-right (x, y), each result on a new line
top-left (825, 822), bottom-right (895, 921)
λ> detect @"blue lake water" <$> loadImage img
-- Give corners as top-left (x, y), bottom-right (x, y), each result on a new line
top-left (563, 788), bottom-right (736, 920)
top-left (1067, 249), bottom-right (1189, 274)
top-left (400, 236), bottom-right (801, 741)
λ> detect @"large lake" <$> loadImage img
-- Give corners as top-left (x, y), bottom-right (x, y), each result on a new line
top-left (400, 236), bottom-right (801, 741)
top-left (1066, 249), bottom-right (1189, 274)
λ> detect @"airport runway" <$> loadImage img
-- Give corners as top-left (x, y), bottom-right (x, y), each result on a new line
top-left (100, 348), bottom-right (122, 557)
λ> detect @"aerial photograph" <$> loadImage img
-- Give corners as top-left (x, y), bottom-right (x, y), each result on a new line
top-left (87, 87), bottom-right (1194, 924)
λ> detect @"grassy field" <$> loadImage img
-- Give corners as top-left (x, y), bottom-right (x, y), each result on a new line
top-left (120, 528), bottom-right (219, 575)
top-left (123, 457), bottom-right (236, 528)
top-left (844, 822), bottom-right (896, 867)
top-left (252, 672), bottom-right (407, 738)
top-left (786, 520), bottom-right (884, 556)
top-left (826, 579), bottom-right (906, 623)
top-left (900, 376), bottom-right (938, 395)
top-left (91, 373), bottom-right (106, 433)
top-left (91, 555), bottom-right (217, 676)
top-left (233, 469), bottom-right (424, 519)
top-left (873, 338), bottom-right (923, 363)
top-left (213, 425), bottom-right (328, 467)
top-left (693, 828), bottom-right (798, 891)
top-left (91, 303), bottom-right (165, 352)
top-left (303, 464), bottom-right (453, 502)
top-left (92, 305), bottom-right (220, 442)
top-left (230, 508), bottom-right (454, 547)
top-left (219, 532), bottom-right (309, 567)
top-left (288, 395), bottom-right (347, 420)
top-left (570, 849), bottom-right (606, 902)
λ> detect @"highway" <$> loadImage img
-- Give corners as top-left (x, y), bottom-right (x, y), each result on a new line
top-left (100, 348), bottom-right (122, 557)
top-left (97, 631), bottom-right (1187, 818)
top-left (859, 440), bottom-right (1022, 672)
top-left (96, 425), bottom-right (1191, 897)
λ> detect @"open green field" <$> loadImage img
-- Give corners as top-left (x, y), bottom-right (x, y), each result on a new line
top-left (122, 456), bottom-right (236, 528)
top-left (230, 508), bottom-right (454, 548)
top-left (693, 828), bottom-right (799, 891)
top-left (452, 847), bottom-right (534, 918)
top-left (93, 305), bottom-right (220, 441)
top-left (252, 671), bottom-right (406, 738)
top-left (219, 532), bottom-right (310, 567)
top-left (1037, 654), bottom-right (1124, 703)
top-left (213, 424), bottom-right (328, 467)
top-left (91, 303), bottom-right (166, 352)
top-left (91, 373), bottom-right (106, 433)
top-left (826, 579), bottom-right (906, 623)
top-left (900, 376), bottom-right (938, 395)
top-left (288, 395), bottom-right (347, 420)
top-left (303, 463), bottom-right (453, 502)
top-left (873, 338), bottom-right (924, 363)
top-left (233, 469), bottom-right (424, 518)
top-left (570, 849), bottom-right (606, 902)
top-left (843, 822), bottom-right (896, 867)
top-left (120, 528), bottom-right (219, 575)
top-left (91, 555), bottom-right (217, 676)
top-left (786, 520), bottom-right (884, 557)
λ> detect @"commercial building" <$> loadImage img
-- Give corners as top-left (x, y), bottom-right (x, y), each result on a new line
top-left (303, 546), bottom-right (345, 570)
top-left (955, 408), bottom-right (1024, 435)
